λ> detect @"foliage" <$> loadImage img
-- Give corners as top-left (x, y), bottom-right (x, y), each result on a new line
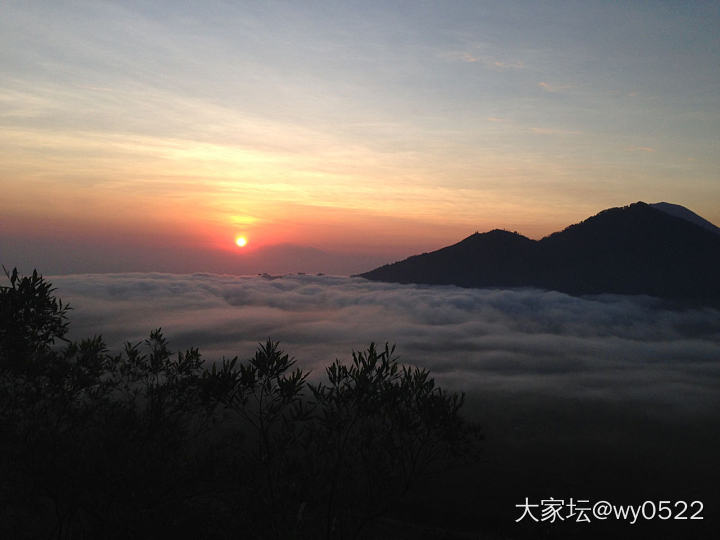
top-left (307, 344), bottom-right (474, 538)
top-left (0, 267), bottom-right (70, 370)
top-left (0, 268), bottom-right (480, 539)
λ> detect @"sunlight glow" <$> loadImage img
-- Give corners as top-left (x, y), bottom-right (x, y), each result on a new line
top-left (235, 236), bottom-right (248, 248)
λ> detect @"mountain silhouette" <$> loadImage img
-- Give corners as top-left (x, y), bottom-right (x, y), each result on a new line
top-left (650, 202), bottom-right (720, 235)
top-left (358, 202), bottom-right (720, 303)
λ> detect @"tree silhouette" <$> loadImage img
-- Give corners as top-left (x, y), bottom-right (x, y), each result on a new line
top-left (0, 268), bottom-right (480, 539)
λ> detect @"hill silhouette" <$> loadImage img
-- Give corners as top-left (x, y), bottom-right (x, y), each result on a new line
top-left (358, 202), bottom-right (720, 303)
top-left (650, 201), bottom-right (720, 235)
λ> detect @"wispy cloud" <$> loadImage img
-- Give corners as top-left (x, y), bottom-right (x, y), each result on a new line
top-left (530, 127), bottom-right (582, 136)
top-left (457, 52), bottom-right (480, 63)
top-left (626, 146), bottom-right (656, 152)
top-left (538, 81), bottom-right (574, 93)
top-left (0, 88), bottom-right (59, 118)
top-left (444, 51), bottom-right (525, 70)
top-left (490, 59), bottom-right (525, 69)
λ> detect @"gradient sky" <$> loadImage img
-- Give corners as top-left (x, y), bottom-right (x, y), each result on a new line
top-left (2, 1), bottom-right (719, 274)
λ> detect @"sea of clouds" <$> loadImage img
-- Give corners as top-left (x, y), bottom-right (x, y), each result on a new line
top-left (50, 273), bottom-right (720, 416)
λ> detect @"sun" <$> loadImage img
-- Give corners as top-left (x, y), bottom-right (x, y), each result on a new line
top-left (235, 236), bottom-right (247, 248)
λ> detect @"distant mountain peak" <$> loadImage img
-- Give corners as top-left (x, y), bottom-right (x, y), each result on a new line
top-left (462, 229), bottom-right (529, 241)
top-left (650, 202), bottom-right (720, 235)
top-left (359, 202), bottom-right (720, 304)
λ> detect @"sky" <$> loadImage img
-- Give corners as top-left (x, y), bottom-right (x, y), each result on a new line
top-left (2, 1), bottom-right (719, 274)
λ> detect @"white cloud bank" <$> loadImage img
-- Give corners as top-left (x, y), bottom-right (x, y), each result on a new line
top-left (50, 273), bottom-right (720, 414)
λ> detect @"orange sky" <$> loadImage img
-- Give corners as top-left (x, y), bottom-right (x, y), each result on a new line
top-left (2, 2), bottom-right (719, 274)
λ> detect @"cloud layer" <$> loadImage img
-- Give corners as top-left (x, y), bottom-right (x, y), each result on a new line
top-left (51, 273), bottom-right (720, 415)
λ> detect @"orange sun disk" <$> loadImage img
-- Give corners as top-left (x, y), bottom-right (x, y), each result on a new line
top-left (235, 236), bottom-right (247, 248)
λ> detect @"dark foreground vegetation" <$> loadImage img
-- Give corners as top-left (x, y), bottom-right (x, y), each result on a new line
top-left (0, 268), bottom-right (479, 540)
top-left (3, 268), bottom-right (718, 540)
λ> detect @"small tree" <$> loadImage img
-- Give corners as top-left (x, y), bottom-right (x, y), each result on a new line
top-left (0, 267), bottom-right (70, 371)
top-left (307, 344), bottom-right (475, 539)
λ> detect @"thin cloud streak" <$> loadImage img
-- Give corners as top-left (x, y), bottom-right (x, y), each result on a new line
top-left (529, 127), bottom-right (583, 136)
top-left (443, 51), bottom-right (525, 70)
top-left (538, 81), bottom-right (575, 93)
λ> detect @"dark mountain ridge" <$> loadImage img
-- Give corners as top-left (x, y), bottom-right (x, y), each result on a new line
top-left (650, 201), bottom-right (720, 235)
top-left (358, 202), bottom-right (720, 303)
